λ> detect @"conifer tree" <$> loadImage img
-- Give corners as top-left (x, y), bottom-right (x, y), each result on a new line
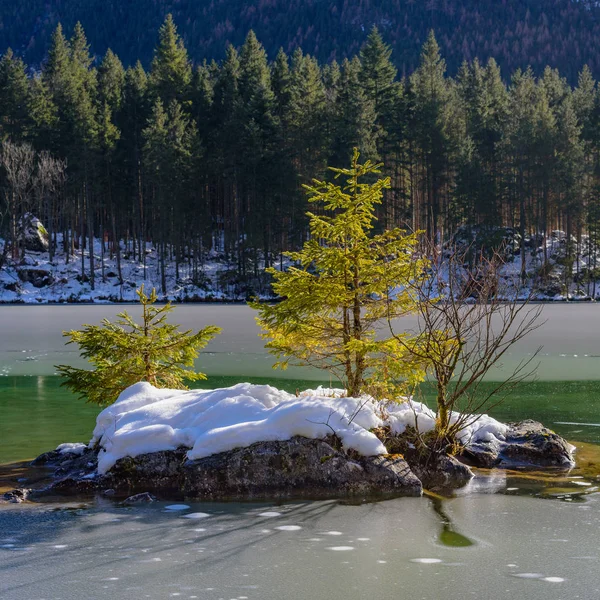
top-left (149, 14), bottom-right (192, 106)
top-left (0, 49), bottom-right (32, 141)
top-left (98, 49), bottom-right (125, 112)
top-left (190, 62), bottom-right (213, 136)
top-left (237, 31), bottom-right (280, 267)
top-left (271, 48), bottom-right (292, 118)
top-left (252, 149), bottom-right (426, 398)
top-left (288, 49), bottom-right (328, 173)
top-left (44, 24), bottom-right (71, 93)
top-left (359, 26), bottom-right (398, 118)
top-left (119, 61), bottom-right (149, 266)
top-left (409, 31), bottom-right (452, 237)
top-left (27, 75), bottom-right (59, 150)
top-left (57, 285), bottom-right (222, 405)
top-left (502, 67), bottom-right (541, 280)
top-left (330, 57), bottom-right (379, 166)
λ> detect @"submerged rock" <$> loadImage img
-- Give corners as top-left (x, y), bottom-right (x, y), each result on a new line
top-left (1, 488), bottom-right (32, 503)
top-left (462, 420), bottom-right (575, 469)
top-left (123, 492), bottom-right (157, 505)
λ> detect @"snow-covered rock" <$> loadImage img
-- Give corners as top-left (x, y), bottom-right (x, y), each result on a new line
top-left (463, 419), bottom-right (576, 469)
top-left (23, 383), bottom-right (576, 501)
top-left (89, 383), bottom-right (516, 476)
top-left (91, 382), bottom-right (388, 475)
top-left (102, 438), bottom-right (423, 500)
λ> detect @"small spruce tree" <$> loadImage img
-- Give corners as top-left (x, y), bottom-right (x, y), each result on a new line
top-left (252, 149), bottom-right (427, 398)
top-left (56, 286), bottom-right (221, 405)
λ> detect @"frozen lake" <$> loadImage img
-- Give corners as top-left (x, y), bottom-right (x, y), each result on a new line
top-left (1, 491), bottom-right (600, 600)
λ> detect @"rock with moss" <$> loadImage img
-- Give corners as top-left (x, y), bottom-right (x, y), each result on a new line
top-left (18, 213), bottom-right (49, 253)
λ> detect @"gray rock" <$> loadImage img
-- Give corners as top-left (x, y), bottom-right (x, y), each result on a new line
top-left (402, 450), bottom-right (474, 491)
top-left (17, 267), bottom-right (54, 288)
top-left (123, 492), bottom-right (157, 504)
top-left (29, 420), bottom-right (574, 502)
top-left (462, 420), bottom-right (575, 469)
top-left (501, 420), bottom-right (575, 468)
top-left (101, 437), bottom-right (422, 500)
top-left (31, 446), bottom-right (98, 474)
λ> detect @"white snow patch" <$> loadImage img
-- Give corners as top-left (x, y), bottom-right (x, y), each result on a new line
top-left (182, 512), bottom-right (210, 519)
top-left (56, 442), bottom-right (87, 455)
top-left (164, 504), bottom-right (190, 511)
top-left (258, 512), bottom-right (282, 518)
top-left (90, 382), bottom-right (512, 475)
top-left (275, 525), bottom-right (302, 531)
top-left (327, 546), bottom-right (354, 551)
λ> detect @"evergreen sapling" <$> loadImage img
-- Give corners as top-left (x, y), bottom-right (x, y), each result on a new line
top-left (56, 285), bottom-right (221, 405)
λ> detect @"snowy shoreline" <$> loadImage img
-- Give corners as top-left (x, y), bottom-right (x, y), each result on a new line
top-left (4, 224), bottom-right (600, 304)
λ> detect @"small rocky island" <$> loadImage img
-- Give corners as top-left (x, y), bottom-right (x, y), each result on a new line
top-left (3, 383), bottom-right (575, 504)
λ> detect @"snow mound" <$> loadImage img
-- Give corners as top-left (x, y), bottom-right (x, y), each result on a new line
top-left (90, 382), bottom-right (509, 475)
top-left (56, 442), bottom-right (87, 455)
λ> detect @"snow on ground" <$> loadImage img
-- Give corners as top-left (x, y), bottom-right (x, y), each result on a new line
top-left (3, 226), bottom-right (600, 303)
top-left (0, 233), bottom-right (274, 304)
top-left (89, 382), bottom-right (508, 475)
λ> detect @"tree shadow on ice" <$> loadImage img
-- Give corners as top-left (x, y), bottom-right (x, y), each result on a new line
top-left (429, 496), bottom-right (475, 548)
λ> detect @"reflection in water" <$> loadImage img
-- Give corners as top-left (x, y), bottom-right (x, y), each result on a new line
top-left (430, 496), bottom-right (475, 547)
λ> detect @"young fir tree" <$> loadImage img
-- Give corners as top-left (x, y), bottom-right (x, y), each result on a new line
top-left (252, 149), bottom-right (426, 399)
top-left (56, 286), bottom-right (221, 405)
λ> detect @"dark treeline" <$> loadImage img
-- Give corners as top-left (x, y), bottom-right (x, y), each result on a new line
top-left (1, 17), bottom-right (600, 292)
top-left (4, 0), bottom-right (600, 82)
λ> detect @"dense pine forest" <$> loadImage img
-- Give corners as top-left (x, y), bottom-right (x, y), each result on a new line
top-left (1, 15), bottom-right (600, 295)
